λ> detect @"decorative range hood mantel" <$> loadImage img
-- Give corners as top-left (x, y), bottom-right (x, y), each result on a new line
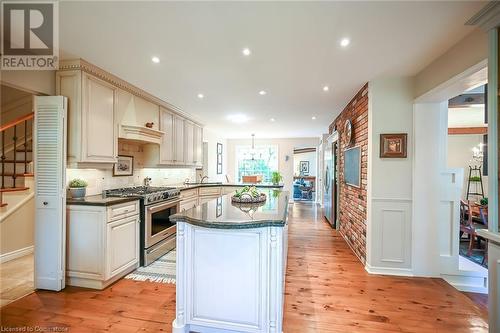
top-left (119, 124), bottom-right (164, 145)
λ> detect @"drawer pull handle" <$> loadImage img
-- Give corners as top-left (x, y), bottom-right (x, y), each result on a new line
top-left (43, 201), bottom-right (48, 206)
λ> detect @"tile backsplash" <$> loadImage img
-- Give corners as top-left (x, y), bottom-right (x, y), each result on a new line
top-left (66, 141), bottom-right (197, 196)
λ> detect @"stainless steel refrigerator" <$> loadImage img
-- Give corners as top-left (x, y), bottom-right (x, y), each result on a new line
top-left (323, 134), bottom-right (336, 227)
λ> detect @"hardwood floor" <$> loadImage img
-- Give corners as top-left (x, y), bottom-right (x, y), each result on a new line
top-left (0, 203), bottom-right (488, 332)
top-left (0, 254), bottom-right (34, 307)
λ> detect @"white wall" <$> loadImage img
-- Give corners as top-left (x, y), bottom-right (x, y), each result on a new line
top-left (293, 151), bottom-right (316, 177)
top-left (1, 70), bottom-right (55, 95)
top-left (447, 134), bottom-right (488, 199)
top-left (226, 137), bottom-right (320, 195)
top-left (203, 128), bottom-right (228, 182)
top-left (366, 77), bottom-right (414, 275)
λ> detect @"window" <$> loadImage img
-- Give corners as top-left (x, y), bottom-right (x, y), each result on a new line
top-left (235, 145), bottom-right (278, 182)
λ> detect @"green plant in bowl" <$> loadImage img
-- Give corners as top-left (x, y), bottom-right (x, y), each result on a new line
top-left (480, 197), bottom-right (488, 206)
top-left (469, 176), bottom-right (482, 182)
top-left (69, 178), bottom-right (88, 198)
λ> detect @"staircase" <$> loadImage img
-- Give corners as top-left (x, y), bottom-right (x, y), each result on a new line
top-left (0, 112), bottom-right (34, 209)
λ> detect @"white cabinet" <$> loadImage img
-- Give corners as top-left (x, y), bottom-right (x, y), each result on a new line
top-left (159, 107), bottom-right (175, 164)
top-left (66, 200), bottom-right (140, 289)
top-left (56, 71), bottom-right (117, 164)
top-left (184, 121), bottom-right (194, 166)
top-left (173, 115), bottom-right (185, 164)
top-left (194, 124), bottom-right (203, 168)
top-left (107, 215), bottom-right (139, 278)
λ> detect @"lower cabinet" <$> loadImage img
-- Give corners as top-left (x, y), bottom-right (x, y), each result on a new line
top-left (66, 200), bottom-right (140, 289)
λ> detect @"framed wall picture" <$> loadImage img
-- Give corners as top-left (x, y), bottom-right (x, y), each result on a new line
top-left (113, 155), bottom-right (134, 176)
top-left (299, 161), bottom-right (310, 175)
top-left (380, 133), bottom-right (407, 158)
top-left (217, 143), bottom-right (223, 174)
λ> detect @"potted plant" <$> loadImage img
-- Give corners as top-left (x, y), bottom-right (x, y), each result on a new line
top-left (69, 178), bottom-right (88, 198)
top-left (271, 171), bottom-right (283, 185)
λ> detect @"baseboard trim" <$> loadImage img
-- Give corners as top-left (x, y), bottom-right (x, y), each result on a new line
top-left (441, 273), bottom-right (488, 294)
top-left (365, 263), bottom-right (414, 277)
top-left (0, 245), bottom-right (34, 264)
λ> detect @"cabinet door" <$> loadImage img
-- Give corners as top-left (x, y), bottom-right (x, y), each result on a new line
top-left (106, 215), bottom-right (139, 279)
top-left (82, 74), bottom-right (117, 162)
top-left (184, 121), bottom-right (194, 166)
top-left (173, 115), bottom-right (185, 164)
top-left (159, 107), bottom-right (174, 164)
top-left (180, 197), bottom-right (199, 212)
top-left (194, 125), bottom-right (203, 167)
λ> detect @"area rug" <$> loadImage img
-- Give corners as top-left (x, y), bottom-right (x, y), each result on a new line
top-left (459, 241), bottom-right (487, 268)
top-left (124, 249), bottom-right (176, 284)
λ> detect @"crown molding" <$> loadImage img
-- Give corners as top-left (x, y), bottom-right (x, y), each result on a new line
top-left (466, 2), bottom-right (500, 31)
top-left (58, 59), bottom-right (203, 126)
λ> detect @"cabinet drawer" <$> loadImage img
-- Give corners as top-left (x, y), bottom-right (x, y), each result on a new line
top-left (180, 197), bottom-right (199, 212)
top-left (107, 201), bottom-right (139, 222)
top-left (180, 188), bottom-right (198, 200)
top-left (222, 187), bottom-right (239, 195)
top-left (198, 187), bottom-right (221, 197)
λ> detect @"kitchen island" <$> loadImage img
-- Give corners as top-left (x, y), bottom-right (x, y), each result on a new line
top-left (170, 189), bottom-right (289, 333)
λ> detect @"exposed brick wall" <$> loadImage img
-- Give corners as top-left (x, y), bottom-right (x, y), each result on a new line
top-left (329, 83), bottom-right (368, 264)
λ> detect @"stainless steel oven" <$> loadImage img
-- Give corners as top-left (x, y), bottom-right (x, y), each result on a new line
top-left (144, 198), bottom-right (180, 265)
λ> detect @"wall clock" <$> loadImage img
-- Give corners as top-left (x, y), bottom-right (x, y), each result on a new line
top-left (344, 119), bottom-right (353, 145)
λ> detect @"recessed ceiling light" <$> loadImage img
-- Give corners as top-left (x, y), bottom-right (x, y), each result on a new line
top-left (312, 116), bottom-right (317, 120)
top-left (197, 93), bottom-right (204, 99)
top-left (340, 38), bottom-right (350, 47)
top-left (270, 118), bottom-right (275, 122)
top-left (242, 48), bottom-right (251, 56)
top-left (227, 114), bottom-right (250, 123)
top-left (259, 90), bottom-right (267, 95)
top-left (151, 56), bottom-right (160, 63)
top-left (323, 86), bottom-right (329, 92)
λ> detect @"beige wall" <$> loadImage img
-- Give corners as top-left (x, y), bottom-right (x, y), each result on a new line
top-left (203, 128), bottom-right (228, 182)
top-left (0, 197), bottom-right (34, 256)
top-left (414, 28), bottom-right (488, 98)
top-left (1, 70), bottom-right (55, 96)
top-left (226, 137), bottom-right (320, 195)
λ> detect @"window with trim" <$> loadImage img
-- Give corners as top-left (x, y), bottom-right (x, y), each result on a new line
top-left (235, 145), bottom-right (278, 182)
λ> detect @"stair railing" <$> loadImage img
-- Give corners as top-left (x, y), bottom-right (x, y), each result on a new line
top-left (0, 112), bottom-right (34, 189)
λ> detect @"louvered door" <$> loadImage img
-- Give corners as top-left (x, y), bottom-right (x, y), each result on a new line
top-left (34, 96), bottom-right (67, 291)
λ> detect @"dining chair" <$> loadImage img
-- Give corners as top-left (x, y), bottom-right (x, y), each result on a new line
top-left (459, 200), bottom-right (487, 256)
top-left (478, 205), bottom-right (488, 265)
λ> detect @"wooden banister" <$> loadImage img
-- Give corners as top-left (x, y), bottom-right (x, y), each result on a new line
top-left (0, 112), bottom-right (34, 133)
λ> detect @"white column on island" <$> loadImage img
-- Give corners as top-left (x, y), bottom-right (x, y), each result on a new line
top-left (172, 222), bottom-right (186, 332)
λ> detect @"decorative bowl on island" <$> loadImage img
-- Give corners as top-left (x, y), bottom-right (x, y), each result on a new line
top-left (231, 186), bottom-right (267, 204)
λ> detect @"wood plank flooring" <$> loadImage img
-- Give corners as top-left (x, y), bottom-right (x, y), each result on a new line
top-left (0, 203), bottom-right (488, 332)
top-left (0, 254), bottom-right (34, 307)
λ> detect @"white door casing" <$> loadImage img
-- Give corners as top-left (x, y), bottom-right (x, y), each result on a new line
top-left (34, 96), bottom-right (67, 291)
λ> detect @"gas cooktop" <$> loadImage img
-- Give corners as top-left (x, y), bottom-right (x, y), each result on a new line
top-left (104, 186), bottom-right (180, 205)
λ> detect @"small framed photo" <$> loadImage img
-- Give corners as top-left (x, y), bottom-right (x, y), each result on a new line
top-left (299, 161), bottom-right (310, 175)
top-left (380, 133), bottom-right (407, 158)
top-left (113, 155), bottom-right (134, 176)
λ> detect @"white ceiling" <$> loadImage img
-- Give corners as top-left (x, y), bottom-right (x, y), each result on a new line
top-left (59, 1), bottom-right (485, 139)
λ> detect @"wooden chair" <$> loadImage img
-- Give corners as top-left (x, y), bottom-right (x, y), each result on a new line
top-left (478, 205), bottom-right (488, 265)
top-left (459, 200), bottom-right (488, 257)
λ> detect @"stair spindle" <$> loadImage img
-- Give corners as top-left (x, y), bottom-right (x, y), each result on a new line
top-left (12, 125), bottom-right (17, 188)
top-left (1, 131), bottom-right (4, 189)
top-left (24, 119), bottom-right (28, 174)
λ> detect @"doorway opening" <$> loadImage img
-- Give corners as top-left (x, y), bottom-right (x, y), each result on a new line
top-left (0, 83), bottom-right (37, 306)
top-left (292, 147), bottom-right (317, 203)
top-left (447, 84), bottom-right (489, 275)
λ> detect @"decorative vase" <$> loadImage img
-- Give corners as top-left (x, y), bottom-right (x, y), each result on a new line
top-left (70, 187), bottom-right (86, 198)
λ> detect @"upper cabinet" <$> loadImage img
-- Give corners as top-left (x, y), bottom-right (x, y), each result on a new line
top-left (57, 59), bottom-right (203, 168)
top-left (57, 70), bottom-right (117, 164)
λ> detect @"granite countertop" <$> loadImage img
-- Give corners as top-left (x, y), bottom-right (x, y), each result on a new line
top-left (66, 195), bottom-right (139, 206)
top-left (176, 182), bottom-right (284, 191)
top-left (170, 189), bottom-right (289, 229)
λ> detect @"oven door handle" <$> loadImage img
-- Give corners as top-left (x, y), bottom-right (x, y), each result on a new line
top-left (146, 199), bottom-right (181, 213)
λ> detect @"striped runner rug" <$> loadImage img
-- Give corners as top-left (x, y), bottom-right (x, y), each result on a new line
top-left (124, 249), bottom-right (176, 284)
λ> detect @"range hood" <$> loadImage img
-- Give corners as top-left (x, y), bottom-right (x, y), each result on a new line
top-left (119, 124), bottom-right (164, 145)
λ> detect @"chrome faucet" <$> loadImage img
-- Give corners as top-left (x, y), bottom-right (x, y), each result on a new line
top-left (200, 175), bottom-right (209, 183)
